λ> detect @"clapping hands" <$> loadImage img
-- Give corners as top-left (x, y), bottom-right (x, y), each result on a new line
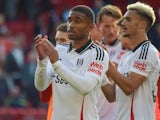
top-left (34, 34), bottom-right (59, 63)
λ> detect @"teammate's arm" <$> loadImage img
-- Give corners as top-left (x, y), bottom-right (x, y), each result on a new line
top-left (106, 61), bottom-right (146, 95)
top-left (101, 75), bottom-right (115, 102)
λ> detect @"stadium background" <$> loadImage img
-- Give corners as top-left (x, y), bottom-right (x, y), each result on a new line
top-left (0, 0), bottom-right (159, 120)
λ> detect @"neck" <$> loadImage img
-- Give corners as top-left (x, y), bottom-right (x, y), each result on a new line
top-left (130, 33), bottom-right (148, 51)
top-left (71, 38), bottom-right (89, 49)
top-left (103, 39), bottom-right (118, 46)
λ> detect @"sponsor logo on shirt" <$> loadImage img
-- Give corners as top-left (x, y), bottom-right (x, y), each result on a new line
top-left (133, 61), bottom-right (146, 72)
top-left (87, 61), bottom-right (103, 76)
top-left (116, 51), bottom-right (125, 60)
top-left (52, 74), bottom-right (68, 85)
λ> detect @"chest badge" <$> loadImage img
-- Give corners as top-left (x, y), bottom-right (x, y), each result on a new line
top-left (76, 58), bottom-right (84, 67)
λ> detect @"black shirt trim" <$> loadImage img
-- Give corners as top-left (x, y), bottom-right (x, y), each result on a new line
top-left (68, 39), bottom-right (93, 54)
top-left (132, 40), bottom-right (150, 52)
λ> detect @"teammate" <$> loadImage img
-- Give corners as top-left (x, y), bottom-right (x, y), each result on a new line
top-left (90, 5), bottom-right (122, 120)
top-left (106, 2), bottom-right (160, 120)
top-left (34, 5), bottom-right (109, 120)
top-left (55, 23), bottom-right (71, 44)
top-left (39, 23), bottom-right (71, 120)
top-left (116, 18), bottom-right (133, 58)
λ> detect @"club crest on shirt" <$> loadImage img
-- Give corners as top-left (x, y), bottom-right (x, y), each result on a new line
top-left (76, 58), bottom-right (84, 67)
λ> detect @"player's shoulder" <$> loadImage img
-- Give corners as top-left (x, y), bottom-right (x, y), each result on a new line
top-left (87, 41), bottom-right (105, 51)
top-left (76, 39), bottom-right (106, 55)
top-left (133, 41), bottom-right (149, 57)
top-left (133, 41), bottom-right (159, 62)
top-left (87, 42), bottom-right (108, 61)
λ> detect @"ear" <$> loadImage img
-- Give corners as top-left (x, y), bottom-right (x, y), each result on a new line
top-left (139, 20), bottom-right (147, 30)
top-left (89, 23), bottom-right (95, 32)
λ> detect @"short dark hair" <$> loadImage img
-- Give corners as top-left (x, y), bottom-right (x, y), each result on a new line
top-left (56, 23), bottom-right (67, 32)
top-left (70, 5), bottom-right (95, 23)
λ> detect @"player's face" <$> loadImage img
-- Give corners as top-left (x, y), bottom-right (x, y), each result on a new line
top-left (55, 31), bottom-right (70, 44)
top-left (67, 11), bottom-right (93, 41)
top-left (121, 10), bottom-right (143, 38)
top-left (98, 15), bottom-right (120, 44)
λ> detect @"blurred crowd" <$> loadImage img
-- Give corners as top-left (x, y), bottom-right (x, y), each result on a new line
top-left (0, 0), bottom-right (159, 109)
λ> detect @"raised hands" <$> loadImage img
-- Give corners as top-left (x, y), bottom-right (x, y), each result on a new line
top-left (34, 34), bottom-right (59, 63)
top-left (34, 34), bottom-right (47, 60)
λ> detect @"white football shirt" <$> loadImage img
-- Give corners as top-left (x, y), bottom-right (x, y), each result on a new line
top-left (97, 40), bottom-right (122, 120)
top-left (35, 40), bottom-right (109, 120)
top-left (116, 40), bottom-right (160, 120)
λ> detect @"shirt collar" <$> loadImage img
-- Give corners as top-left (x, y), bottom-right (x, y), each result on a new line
top-left (68, 39), bottom-right (93, 54)
top-left (101, 38), bottom-right (119, 46)
top-left (132, 40), bottom-right (150, 52)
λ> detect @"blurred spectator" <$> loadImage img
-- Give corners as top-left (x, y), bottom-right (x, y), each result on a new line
top-left (34, 11), bottom-right (49, 35)
top-left (4, 0), bottom-right (19, 21)
top-left (0, 14), bottom-right (9, 36)
top-left (0, 67), bottom-right (9, 106)
top-left (0, 0), bottom-right (5, 13)
top-left (18, 0), bottom-right (37, 20)
top-left (4, 84), bottom-right (27, 108)
top-left (3, 34), bottom-right (25, 77)
top-left (47, 9), bottom-right (61, 45)
top-left (34, 9), bottom-right (60, 45)
top-left (22, 46), bottom-right (40, 107)
top-left (92, 0), bottom-right (105, 18)
top-left (62, 7), bottom-right (69, 21)
top-left (148, 23), bottom-right (160, 51)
